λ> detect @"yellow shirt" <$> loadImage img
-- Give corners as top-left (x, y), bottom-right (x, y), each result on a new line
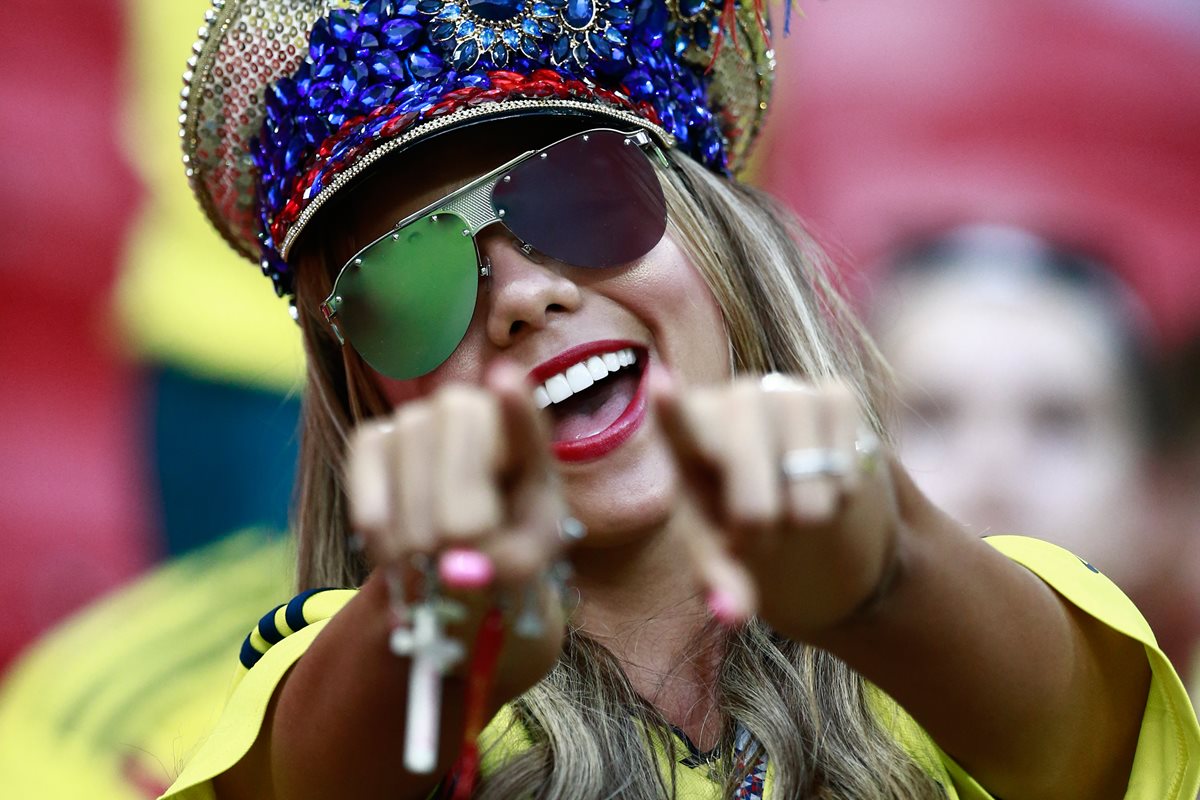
top-left (161, 536), bottom-right (1200, 799)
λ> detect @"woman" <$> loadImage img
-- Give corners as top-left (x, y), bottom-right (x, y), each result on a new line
top-left (164, 1), bottom-right (1197, 798)
top-left (871, 227), bottom-right (1166, 592)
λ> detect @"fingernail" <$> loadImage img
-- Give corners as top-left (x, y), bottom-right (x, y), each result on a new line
top-left (707, 587), bottom-right (746, 627)
top-left (439, 548), bottom-right (495, 589)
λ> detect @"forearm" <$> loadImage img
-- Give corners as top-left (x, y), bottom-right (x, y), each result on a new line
top-left (810, 469), bottom-right (1149, 800)
top-left (217, 572), bottom-right (469, 800)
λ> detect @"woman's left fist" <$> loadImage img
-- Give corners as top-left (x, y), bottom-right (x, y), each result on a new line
top-left (651, 372), bottom-right (899, 639)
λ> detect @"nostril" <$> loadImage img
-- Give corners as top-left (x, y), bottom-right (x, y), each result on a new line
top-left (508, 320), bottom-right (526, 337)
top-left (547, 303), bottom-right (566, 313)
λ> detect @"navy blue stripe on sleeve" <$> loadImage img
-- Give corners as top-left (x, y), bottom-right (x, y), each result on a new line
top-left (239, 588), bottom-right (340, 671)
top-left (239, 634), bottom-right (265, 670)
top-left (257, 603), bottom-right (288, 646)
top-left (285, 588), bottom-right (333, 633)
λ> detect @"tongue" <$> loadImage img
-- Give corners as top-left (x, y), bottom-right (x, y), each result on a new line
top-left (549, 370), bottom-right (639, 442)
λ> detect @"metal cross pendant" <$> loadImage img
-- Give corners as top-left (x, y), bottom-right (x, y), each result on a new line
top-left (390, 597), bottom-right (465, 773)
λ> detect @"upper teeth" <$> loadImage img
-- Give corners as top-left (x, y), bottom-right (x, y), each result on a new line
top-left (534, 348), bottom-right (639, 409)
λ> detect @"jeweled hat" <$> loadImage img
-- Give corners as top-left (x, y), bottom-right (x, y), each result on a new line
top-left (180, 0), bottom-right (776, 296)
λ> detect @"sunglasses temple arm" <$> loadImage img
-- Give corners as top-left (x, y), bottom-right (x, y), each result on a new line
top-left (320, 299), bottom-right (347, 345)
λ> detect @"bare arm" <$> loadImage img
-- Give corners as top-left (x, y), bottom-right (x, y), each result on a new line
top-left (215, 571), bottom-right (563, 800)
top-left (653, 374), bottom-right (1151, 800)
top-left (217, 369), bottom-right (567, 799)
top-left (811, 466), bottom-right (1149, 800)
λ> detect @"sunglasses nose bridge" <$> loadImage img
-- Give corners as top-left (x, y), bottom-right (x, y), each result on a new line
top-left (474, 220), bottom-right (544, 265)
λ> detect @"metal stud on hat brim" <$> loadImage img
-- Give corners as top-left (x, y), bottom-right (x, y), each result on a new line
top-left (179, 0), bottom-right (776, 298)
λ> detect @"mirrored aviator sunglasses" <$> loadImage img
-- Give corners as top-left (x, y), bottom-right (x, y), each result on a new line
top-left (321, 128), bottom-right (670, 381)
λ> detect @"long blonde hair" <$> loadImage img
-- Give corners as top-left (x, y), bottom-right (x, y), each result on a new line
top-left (288, 143), bottom-right (943, 798)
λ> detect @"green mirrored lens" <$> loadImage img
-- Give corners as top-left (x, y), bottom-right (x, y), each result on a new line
top-left (332, 213), bottom-right (478, 380)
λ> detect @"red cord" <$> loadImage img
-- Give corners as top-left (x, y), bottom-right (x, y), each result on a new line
top-left (448, 607), bottom-right (506, 800)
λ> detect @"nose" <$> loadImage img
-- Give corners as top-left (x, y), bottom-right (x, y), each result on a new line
top-left (477, 225), bottom-right (583, 347)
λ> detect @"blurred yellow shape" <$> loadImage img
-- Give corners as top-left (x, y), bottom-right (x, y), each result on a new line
top-left (115, 0), bottom-right (305, 393)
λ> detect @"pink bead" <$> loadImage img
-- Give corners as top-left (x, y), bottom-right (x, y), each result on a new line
top-left (707, 587), bottom-right (745, 627)
top-left (438, 548), bottom-right (495, 590)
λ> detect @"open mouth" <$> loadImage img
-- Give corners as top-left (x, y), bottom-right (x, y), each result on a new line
top-left (531, 344), bottom-right (648, 461)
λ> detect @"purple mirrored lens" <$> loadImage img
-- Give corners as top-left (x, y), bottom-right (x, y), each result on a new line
top-left (492, 131), bottom-right (667, 269)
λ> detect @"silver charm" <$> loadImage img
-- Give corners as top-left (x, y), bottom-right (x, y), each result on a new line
top-left (389, 565), bottom-right (465, 774)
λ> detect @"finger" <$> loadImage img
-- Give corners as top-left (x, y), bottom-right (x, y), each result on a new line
top-left (823, 381), bottom-right (863, 494)
top-left (346, 419), bottom-right (396, 552)
top-left (487, 360), bottom-right (553, 475)
top-left (488, 478), bottom-right (566, 586)
top-left (677, 506), bottom-right (759, 624)
top-left (393, 403), bottom-right (436, 555)
top-left (433, 386), bottom-right (503, 542)
top-left (648, 368), bottom-right (724, 468)
top-left (772, 385), bottom-right (839, 524)
top-left (723, 378), bottom-right (780, 535)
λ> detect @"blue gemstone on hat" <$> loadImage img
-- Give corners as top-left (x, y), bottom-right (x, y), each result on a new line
top-left (308, 80), bottom-right (341, 109)
top-left (340, 60), bottom-right (369, 96)
top-left (467, 0), bottom-right (524, 23)
top-left (283, 135), bottom-right (307, 172)
top-left (300, 115), bottom-right (327, 145)
top-left (329, 9), bottom-right (357, 43)
top-left (565, 0), bottom-right (595, 29)
top-left (314, 52), bottom-right (343, 80)
top-left (572, 41), bottom-right (588, 65)
top-left (603, 7), bottom-right (631, 23)
top-left (623, 68), bottom-right (652, 95)
top-left (418, 0), bottom-right (442, 13)
top-left (605, 26), bottom-right (626, 45)
top-left (680, 0), bottom-right (706, 18)
top-left (587, 30), bottom-right (611, 58)
top-left (519, 34), bottom-right (540, 58)
top-left (503, 28), bottom-right (520, 46)
top-left (396, 0), bottom-right (421, 16)
top-left (521, 18), bottom-right (539, 36)
top-left (552, 33), bottom-right (570, 62)
top-left (359, 0), bottom-right (387, 27)
top-left (371, 49), bottom-right (407, 79)
top-left (532, 2), bottom-right (555, 18)
top-left (408, 47), bottom-right (446, 78)
top-left (355, 29), bottom-right (381, 55)
top-left (693, 23), bottom-right (710, 50)
top-left (452, 39), bottom-right (480, 70)
top-left (491, 43), bottom-right (510, 66)
top-left (383, 18), bottom-right (422, 49)
top-left (310, 18), bottom-right (334, 60)
top-left (457, 19), bottom-right (477, 36)
top-left (437, 3), bottom-right (463, 19)
top-left (479, 28), bottom-right (497, 48)
top-left (431, 20), bottom-right (457, 41)
top-left (271, 77), bottom-right (299, 107)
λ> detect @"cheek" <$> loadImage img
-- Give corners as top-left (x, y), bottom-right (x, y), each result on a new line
top-left (610, 235), bottom-right (731, 383)
top-left (374, 339), bottom-right (487, 406)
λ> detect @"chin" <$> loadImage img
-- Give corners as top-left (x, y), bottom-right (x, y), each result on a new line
top-left (560, 436), bottom-right (679, 546)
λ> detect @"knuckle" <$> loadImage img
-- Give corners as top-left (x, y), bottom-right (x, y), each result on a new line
top-left (436, 384), bottom-right (488, 416)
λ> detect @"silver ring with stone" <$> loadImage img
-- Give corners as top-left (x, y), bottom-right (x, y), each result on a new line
top-left (781, 448), bottom-right (853, 480)
top-left (855, 430), bottom-right (882, 475)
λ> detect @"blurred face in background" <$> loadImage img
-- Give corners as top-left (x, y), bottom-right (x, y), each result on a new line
top-left (872, 236), bottom-right (1156, 592)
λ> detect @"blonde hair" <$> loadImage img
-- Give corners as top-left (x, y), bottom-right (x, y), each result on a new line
top-left (288, 144), bottom-right (942, 798)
